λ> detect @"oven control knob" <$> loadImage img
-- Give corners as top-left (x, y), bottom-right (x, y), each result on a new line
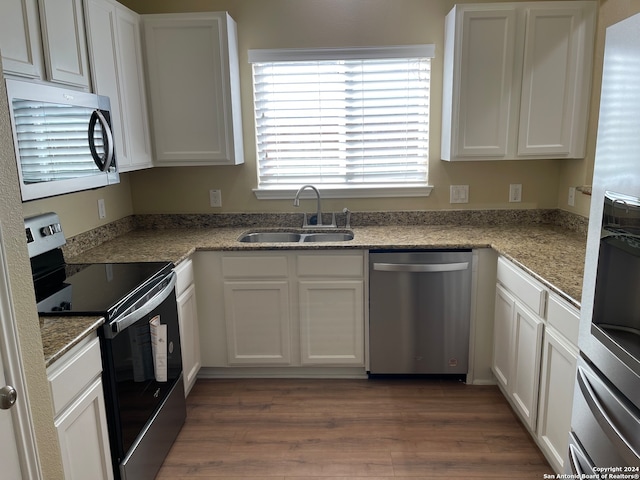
top-left (0, 385), bottom-right (17, 410)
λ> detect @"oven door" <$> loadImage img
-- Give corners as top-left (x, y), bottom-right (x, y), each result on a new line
top-left (100, 271), bottom-right (185, 478)
top-left (570, 356), bottom-right (640, 471)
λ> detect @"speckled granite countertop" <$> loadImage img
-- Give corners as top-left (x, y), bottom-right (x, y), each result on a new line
top-left (43, 222), bottom-right (587, 366)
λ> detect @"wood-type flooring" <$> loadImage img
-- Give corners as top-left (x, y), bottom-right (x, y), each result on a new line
top-left (156, 378), bottom-right (552, 479)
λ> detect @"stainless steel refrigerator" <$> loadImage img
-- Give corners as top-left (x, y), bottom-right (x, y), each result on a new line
top-left (568, 11), bottom-right (640, 473)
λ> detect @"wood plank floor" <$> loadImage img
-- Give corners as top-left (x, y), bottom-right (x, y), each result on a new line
top-left (156, 378), bottom-right (552, 479)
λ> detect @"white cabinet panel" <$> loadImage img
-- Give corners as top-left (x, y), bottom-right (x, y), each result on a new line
top-left (47, 336), bottom-right (112, 480)
top-left (299, 280), bottom-right (364, 365)
top-left (442, 1), bottom-right (595, 161)
top-left (142, 12), bottom-right (244, 166)
top-left (224, 281), bottom-right (291, 365)
top-left (39, 0), bottom-right (90, 87)
top-left (537, 327), bottom-right (578, 473)
top-left (442, 7), bottom-right (517, 159)
top-left (177, 283), bottom-right (201, 396)
top-left (0, 0), bottom-right (43, 78)
top-left (55, 379), bottom-right (113, 480)
top-left (492, 283), bottom-right (516, 389)
top-left (511, 302), bottom-right (544, 430)
top-left (84, 0), bottom-right (152, 171)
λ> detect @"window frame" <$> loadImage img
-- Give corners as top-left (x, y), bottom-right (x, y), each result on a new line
top-left (248, 45), bottom-right (435, 200)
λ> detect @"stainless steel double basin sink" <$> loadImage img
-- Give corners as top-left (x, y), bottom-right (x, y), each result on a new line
top-left (238, 230), bottom-right (354, 243)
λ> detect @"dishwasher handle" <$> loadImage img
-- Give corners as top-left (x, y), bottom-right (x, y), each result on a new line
top-left (373, 262), bottom-right (470, 273)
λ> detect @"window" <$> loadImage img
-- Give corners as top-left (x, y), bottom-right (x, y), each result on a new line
top-left (249, 45), bottom-right (434, 199)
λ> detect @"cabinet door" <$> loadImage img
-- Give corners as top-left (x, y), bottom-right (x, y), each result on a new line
top-left (224, 281), bottom-right (291, 365)
top-left (0, 0), bottom-right (43, 78)
top-left (142, 12), bottom-right (244, 166)
top-left (442, 6), bottom-right (517, 160)
top-left (492, 283), bottom-right (515, 390)
top-left (517, 5), bottom-right (592, 157)
top-left (114, 6), bottom-right (153, 170)
top-left (298, 280), bottom-right (364, 365)
top-left (84, 0), bottom-right (152, 171)
top-left (177, 283), bottom-right (201, 396)
top-left (55, 378), bottom-right (113, 480)
top-left (511, 302), bottom-right (544, 431)
top-left (38, 0), bottom-right (90, 87)
top-left (537, 327), bottom-right (578, 473)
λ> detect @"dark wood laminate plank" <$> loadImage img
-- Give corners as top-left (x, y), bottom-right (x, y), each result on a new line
top-left (155, 378), bottom-right (552, 479)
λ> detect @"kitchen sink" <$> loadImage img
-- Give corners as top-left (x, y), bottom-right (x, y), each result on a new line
top-left (302, 232), bottom-right (354, 242)
top-left (238, 232), bottom-right (302, 243)
top-left (237, 230), bottom-right (354, 243)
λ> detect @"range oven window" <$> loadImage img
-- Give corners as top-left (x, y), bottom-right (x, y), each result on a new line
top-left (592, 191), bottom-right (640, 374)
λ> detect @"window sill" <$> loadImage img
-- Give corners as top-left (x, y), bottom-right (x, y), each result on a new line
top-left (253, 185), bottom-right (433, 200)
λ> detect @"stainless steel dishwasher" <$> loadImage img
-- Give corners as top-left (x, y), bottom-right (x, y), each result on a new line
top-left (369, 250), bottom-right (473, 375)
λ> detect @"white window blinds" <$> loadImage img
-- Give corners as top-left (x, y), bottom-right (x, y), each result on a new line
top-left (249, 45), bottom-right (434, 194)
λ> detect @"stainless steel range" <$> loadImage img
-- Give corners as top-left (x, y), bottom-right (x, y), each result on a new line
top-left (25, 212), bottom-right (186, 480)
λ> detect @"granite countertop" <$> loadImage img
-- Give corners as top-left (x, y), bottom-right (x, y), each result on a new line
top-left (43, 222), bottom-right (587, 366)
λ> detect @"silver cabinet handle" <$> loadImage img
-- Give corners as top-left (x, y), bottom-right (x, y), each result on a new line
top-left (577, 365), bottom-right (640, 465)
top-left (373, 262), bottom-right (469, 273)
top-left (0, 385), bottom-right (17, 410)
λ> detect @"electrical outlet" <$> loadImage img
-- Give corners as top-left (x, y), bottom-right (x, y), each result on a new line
top-left (209, 189), bottom-right (222, 208)
top-left (568, 186), bottom-right (576, 207)
top-left (509, 184), bottom-right (522, 203)
top-left (450, 185), bottom-right (469, 204)
top-left (98, 198), bottom-right (106, 219)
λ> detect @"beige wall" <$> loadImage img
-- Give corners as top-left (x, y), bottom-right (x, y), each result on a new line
top-left (0, 69), bottom-right (64, 478)
top-left (556, 0), bottom-right (640, 216)
top-left (124, 0), bottom-right (569, 215)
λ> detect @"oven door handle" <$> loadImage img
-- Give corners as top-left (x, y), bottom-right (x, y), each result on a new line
top-left (105, 271), bottom-right (176, 339)
top-left (576, 364), bottom-right (640, 464)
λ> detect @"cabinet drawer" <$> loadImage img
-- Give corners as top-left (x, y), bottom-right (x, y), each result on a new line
top-left (48, 336), bottom-right (102, 416)
top-left (174, 258), bottom-right (194, 296)
top-left (547, 293), bottom-right (580, 345)
top-left (297, 254), bottom-right (363, 277)
top-left (497, 257), bottom-right (547, 317)
top-left (222, 255), bottom-right (288, 278)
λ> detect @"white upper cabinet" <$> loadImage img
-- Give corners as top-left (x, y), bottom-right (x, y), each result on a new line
top-left (142, 12), bottom-right (244, 166)
top-left (0, 0), bottom-right (43, 79)
top-left (38, 0), bottom-right (91, 88)
top-left (84, 0), bottom-right (153, 172)
top-left (441, 1), bottom-right (596, 161)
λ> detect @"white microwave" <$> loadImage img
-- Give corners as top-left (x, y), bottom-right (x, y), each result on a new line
top-left (6, 79), bottom-right (119, 201)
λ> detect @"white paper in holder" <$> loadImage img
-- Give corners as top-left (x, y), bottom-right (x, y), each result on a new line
top-left (149, 315), bottom-right (167, 382)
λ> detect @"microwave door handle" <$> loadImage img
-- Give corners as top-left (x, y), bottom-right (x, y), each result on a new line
top-left (88, 110), bottom-right (114, 172)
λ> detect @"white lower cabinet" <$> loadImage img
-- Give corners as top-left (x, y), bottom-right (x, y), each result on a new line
top-left (492, 282), bottom-right (543, 431)
top-left (224, 280), bottom-right (292, 365)
top-left (195, 250), bottom-right (365, 371)
top-left (493, 256), bottom-right (580, 474)
top-left (175, 258), bottom-right (201, 396)
top-left (47, 335), bottom-right (113, 480)
top-left (536, 297), bottom-right (579, 473)
top-left (510, 302), bottom-right (544, 430)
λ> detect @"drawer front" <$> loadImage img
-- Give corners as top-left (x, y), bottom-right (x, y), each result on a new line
top-left (547, 293), bottom-right (580, 345)
top-left (174, 258), bottom-right (194, 296)
top-left (48, 336), bottom-right (102, 416)
top-left (497, 257), bottom-right (547, 317)
top-left (297, 253), bottom-right (363, 277)
top-left (222, 255), bottom-right (288, 278)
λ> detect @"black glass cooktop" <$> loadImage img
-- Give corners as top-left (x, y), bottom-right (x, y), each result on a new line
top-left (36, 262), bottom-right (173, 317)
